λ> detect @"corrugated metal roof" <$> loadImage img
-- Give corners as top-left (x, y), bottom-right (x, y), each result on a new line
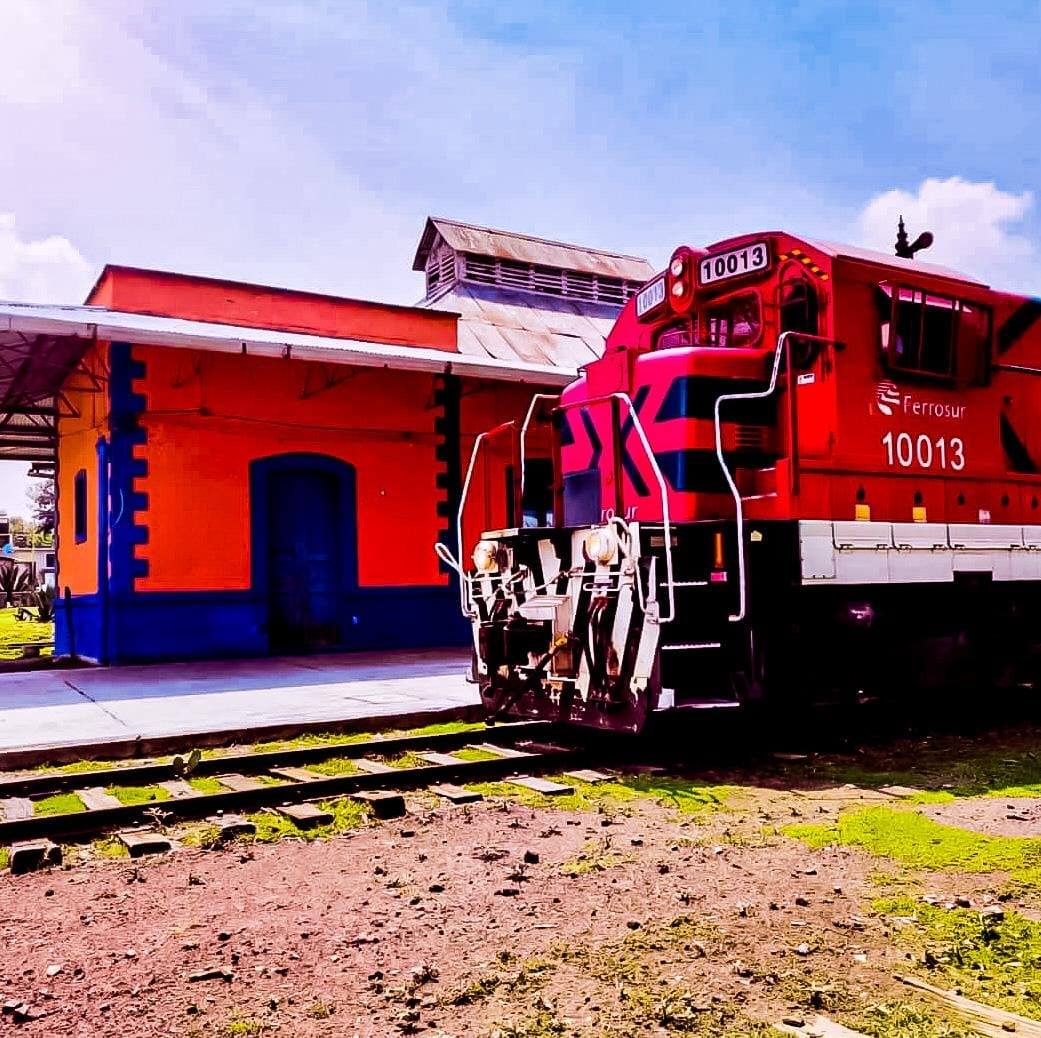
top-left (423, 283), bottom-right (614, 369)
top-left (0, 301), bottom-right (580, 385)
top-left (413, 217), bottom-right (655, 281)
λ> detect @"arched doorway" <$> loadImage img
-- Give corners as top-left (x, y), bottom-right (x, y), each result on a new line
top-left (250, 454), bottom-right (357, 653)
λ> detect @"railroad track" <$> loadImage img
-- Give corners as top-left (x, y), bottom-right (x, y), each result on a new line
top-left (0, 722), bottom-right (601, 864)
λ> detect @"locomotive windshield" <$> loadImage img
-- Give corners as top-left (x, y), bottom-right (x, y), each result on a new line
top-left (702, 292), bottom-right (761, 348)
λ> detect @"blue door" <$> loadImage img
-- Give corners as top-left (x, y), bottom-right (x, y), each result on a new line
top-left (267, 470), bottom-right (343, 651)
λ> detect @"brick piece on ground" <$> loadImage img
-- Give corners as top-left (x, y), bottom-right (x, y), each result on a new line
top-left (354, 758), bottom-right (395, 774)
top-left (268, 766), bottom-right (324, 783)
top-left (119, 830), bottom-right (173, 857)
top-left (77, 788), bottom-right (123, 811)
top-left (508, 775), bottom-right (574, 796)
top-left (351, 790), bottom-right (406, 818)
top-left (9, 840), bottom-right (62, 875)
top-left (0, 798), bottom-right (33, 821)
top-left (565, 769), bottom-right (612, 784)
top-left (418, 751), bottom-right (465, 766)
top-left (216, 773), bottom-right (267, 792)
top-left (158, 780), bottom-right (199, 799)
top-left (274, 803), bottom-right (334, 829)
top-left (430, 783), bottom-right (483, 804)
top-left (210, 815), bottom-right (256, 840)
top-left (470, 743), bottom-right (532, 759)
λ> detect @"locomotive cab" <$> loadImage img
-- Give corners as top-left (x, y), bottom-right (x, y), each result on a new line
top-left (444, 228), bottom-right (1041, 734)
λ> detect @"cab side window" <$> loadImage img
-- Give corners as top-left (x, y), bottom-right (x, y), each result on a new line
top-left (879, 285), bottom-right (990, 383)
top-left (780, 277), bottom-right (819, 337)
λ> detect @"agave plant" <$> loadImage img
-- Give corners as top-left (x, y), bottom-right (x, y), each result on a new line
top-left (0, 561), bottom-right (29, 608)
top-left (33, 586), bottom-right (55, 624)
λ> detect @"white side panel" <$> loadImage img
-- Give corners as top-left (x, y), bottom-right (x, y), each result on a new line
top-left (800, 520), bottom-right (836, 581)
top-left (800, 522), bottom-right (1041, 586)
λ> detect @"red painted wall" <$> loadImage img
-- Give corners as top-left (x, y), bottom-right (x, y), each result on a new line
top-left (87, 266), bottom-right (459, 351)
top-left (134, 345), bottom-right (450, 591)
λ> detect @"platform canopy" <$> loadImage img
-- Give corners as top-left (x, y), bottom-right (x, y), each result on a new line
top-left (0, 300), bottom-right (579, 469)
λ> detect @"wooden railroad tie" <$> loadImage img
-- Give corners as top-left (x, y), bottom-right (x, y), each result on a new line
top-left (470, 743), bottom-right (532, 759)
top-left (429, 783), bottom-right (483, 804)
top-left (354, 758), bottom-right (395, 775)
top-left (119, 830), bottom-right (173, 858)
top-left (77, 788), bottom-right (123, 812)
top-left (215, 773), bottom-right (268, 793)
top-left (508, 776), bottom-right (574, 796)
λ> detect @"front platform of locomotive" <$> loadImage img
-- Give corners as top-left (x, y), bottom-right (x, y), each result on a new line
top-left (454, 233), bottom-right (812, 733)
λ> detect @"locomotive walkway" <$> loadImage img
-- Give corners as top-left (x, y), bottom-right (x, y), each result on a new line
top-left (0, 648), bottom-right (479, 766)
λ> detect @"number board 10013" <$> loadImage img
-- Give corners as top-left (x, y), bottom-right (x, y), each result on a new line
top-left (699, 242), bottom-right (769, 286)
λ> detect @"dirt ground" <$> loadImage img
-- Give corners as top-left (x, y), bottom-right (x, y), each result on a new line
top-left (7, 719), bottom-right (1041, 1038)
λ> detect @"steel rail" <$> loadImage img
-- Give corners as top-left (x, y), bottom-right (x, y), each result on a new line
top-left (0, 742), bottom-right (586, 844)
top-left (0, 722), bottom-right (554, 800)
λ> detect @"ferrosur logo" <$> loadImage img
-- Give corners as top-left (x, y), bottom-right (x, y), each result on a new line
top-left (875, 381), bottom-right (901, 417)
top-left (872, 381), bottom-right (967, 420)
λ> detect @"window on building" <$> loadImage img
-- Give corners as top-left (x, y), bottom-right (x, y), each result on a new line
top-left (74, 469), bottom-right (87, 543)
top-left (880, 286), bottom-right (991, 382)
top-left (702, 293), bottom-right (761, 348)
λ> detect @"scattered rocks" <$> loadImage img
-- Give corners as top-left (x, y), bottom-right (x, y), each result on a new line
top-left (188, 967), bottom-right (234, 983)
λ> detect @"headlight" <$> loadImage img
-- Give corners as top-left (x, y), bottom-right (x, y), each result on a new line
top-left (472, 539), bottom-right (500, 572)
top-left (669, 256), bottom-right (685, 277)
top-left (583, 528), bottom-right (617, 565)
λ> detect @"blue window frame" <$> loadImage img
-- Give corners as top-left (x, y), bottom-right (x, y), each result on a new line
top-left (74, 469), bottom-right (88, 543)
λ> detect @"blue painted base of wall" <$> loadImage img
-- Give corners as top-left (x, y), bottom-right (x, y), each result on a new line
top-left (56, 585), bottom-right (470, 664)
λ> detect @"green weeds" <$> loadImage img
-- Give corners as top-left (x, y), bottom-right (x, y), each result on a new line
top-left (785, 806), bottom-right (1041, 885)
top-left (875, 896), bottom-right (1041, 1021)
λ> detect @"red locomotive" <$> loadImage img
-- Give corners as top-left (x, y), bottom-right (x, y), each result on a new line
top-left (438, 223), bottom-right (1041, 733)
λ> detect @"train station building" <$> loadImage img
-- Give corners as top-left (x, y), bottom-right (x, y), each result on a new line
top-left (0, 219), bottom-right (651, 664)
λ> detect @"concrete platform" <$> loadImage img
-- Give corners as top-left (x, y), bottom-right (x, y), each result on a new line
top-left (0, 648), bottom-right (478, 765)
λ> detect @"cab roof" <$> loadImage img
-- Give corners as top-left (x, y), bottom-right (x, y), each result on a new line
top-left (705, 231), bottom-right (987, 290)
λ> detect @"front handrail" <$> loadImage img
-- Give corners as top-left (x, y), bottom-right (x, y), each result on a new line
top-left (451, 420), bottom-right (517, 617)
top-left (554, 392), bottom-right (676, 624)
top-left (519, 393), bottom-right (561, 507)
top-left (713, 331), bottom-right (835, 622)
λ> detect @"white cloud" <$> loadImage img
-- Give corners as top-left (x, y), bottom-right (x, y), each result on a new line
top-left (857, 177), bottom-right (1038, 292)
top-left (0, 213), bottom-right (94, 303)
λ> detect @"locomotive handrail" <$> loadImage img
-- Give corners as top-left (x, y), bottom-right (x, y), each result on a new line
top-left (713, 331), bottom-right (836, 623)
top-left (452, 419), bottom-right (517, 617)
top-left (554, 392), bottom-right (676, 624)
top-left (519, 393), bottom-right (561, 509)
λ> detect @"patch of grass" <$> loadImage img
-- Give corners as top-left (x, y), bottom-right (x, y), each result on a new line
top-left (34, 792), bottom-right (87, 816)
top-left (94, 837), bottom-right (129, 858)
top-left (465, 775), bottom-right (731, 815)
top-left (560, 837), bottom-right (633, 876)
top-left (0, 848), bottom-right (8, 871)
top-left (785, 806), bottom-right (1041, 885)
top-left (875, 896), bottom-right (1041, 1022)
top-left (451, 746), bottom-right (501, 762)
top-left (0, 606), bottom-right (53, 661)
top-left (848, 1003), bottom-right (973, 1038)
top-left (306, 1000), bottom-right (335, 1019)
top-left (106, 784), bottom-right (171, 806)
top-left (448, 956), bottom-right (557, 1007)
top-left (248, 797), bottom-right (369, 844)
top-left (383, 750), bottom-right (433, 770)
top-left (179, 823), bottom-right (222, 848)
top-left (224, 1016), bottom-right (265, 1036)
top-left (484, 1009), bottom-right (566, 1038)
top-left (187, 776), bottom-right (227, 795)
top-left (249, 719), bottom-right (484, 754)
top-left (802, 737), bottom-right (1041, 802)
top-left (304, 756), bottom-right (359, 776)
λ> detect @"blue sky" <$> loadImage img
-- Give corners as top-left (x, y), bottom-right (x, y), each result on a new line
top-left (0, 0), bottom-right (1040, 508)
